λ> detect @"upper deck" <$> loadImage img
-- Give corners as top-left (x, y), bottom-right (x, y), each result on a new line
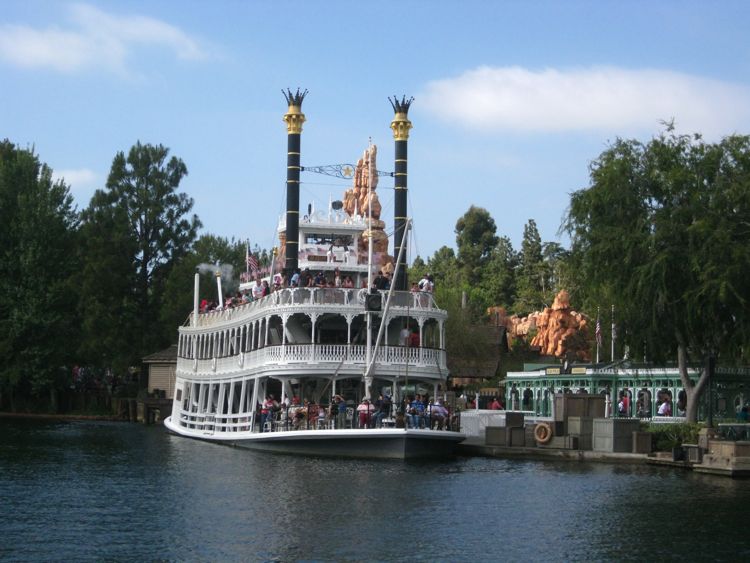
top-left (185, 288), bottom-right (445, 332)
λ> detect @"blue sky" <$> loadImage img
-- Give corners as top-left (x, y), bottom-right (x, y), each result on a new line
top-left (3, 1), bottom-right (750, 261)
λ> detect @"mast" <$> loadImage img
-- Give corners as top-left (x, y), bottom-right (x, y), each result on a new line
top-left (282, 88), bottom-right (308, 275)
top-left (364, 137), bottom-right (374, 399)
top-left (389, 95), bottom-right (413, 291)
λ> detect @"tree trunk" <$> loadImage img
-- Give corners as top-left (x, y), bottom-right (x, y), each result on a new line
top-left (677, 344), bottom-right (708, 423)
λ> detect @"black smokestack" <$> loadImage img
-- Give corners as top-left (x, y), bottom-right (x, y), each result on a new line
top-left (389, 95), bottom-right (413, 291)
top-left (282, 88), bottom-right (308, 274)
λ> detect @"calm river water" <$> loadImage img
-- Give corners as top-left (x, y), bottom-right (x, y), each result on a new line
top-left (1, 419), bottom-right (749, 562)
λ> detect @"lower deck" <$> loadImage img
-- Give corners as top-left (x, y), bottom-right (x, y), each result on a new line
top-left (164, 418), bottom-right (464, 460)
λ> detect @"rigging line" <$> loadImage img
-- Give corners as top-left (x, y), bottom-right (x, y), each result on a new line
top-left (300, 180), bottom-right (351, 188)
top-left (407, 190), bottom-right (421, 258)
top-left (300, 179), bottom-right (397, 189)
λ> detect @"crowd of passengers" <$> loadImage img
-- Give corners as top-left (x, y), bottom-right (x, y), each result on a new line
top-left (200, 268), bottom-right (436, 312)
top-left (257, 392), bottom-right (456, 432)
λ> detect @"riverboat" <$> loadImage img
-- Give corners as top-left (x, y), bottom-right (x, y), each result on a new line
top-left (164, 92), bottom-right (465, 459)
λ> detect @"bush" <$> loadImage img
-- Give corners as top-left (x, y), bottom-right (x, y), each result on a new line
top-left (646, 422), bottom-right (703, 451)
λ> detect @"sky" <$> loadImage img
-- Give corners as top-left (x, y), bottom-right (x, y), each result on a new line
top-left (2, 0), bottom-right (750, 261)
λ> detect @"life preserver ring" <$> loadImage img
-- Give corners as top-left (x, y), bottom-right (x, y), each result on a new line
top-left (534, 422), bottom-right (553, 444)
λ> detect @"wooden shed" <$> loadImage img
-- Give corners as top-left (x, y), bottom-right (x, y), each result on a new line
top-left (142, 344), bottom-right (177, 399)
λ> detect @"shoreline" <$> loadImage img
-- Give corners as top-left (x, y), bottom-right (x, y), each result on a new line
top-left (0, 412), bottom-right (125, 422)
top-left (457, 440), bottom-right (648, 464)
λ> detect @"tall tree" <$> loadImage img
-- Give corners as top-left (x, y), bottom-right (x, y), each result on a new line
top-left (477, 235), bottom-right (517, 312)
top-left (426, 246), bottom-right (461, 288)
top-left (80, 142), bottom-right (200, 373)
top-left (455, 206), bottom-right (499, 283)
top-left (565, 130), bottom-right (750, 421)
top-left (514, 219), bottom-right (545, 313)
top-left (0, 141), bottom-right (79, 407)
top-left (541, 242), bottom-right (568, 304)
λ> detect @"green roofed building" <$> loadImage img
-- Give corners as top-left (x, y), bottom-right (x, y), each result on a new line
top-left (505, 361), bottom-right (750, 421)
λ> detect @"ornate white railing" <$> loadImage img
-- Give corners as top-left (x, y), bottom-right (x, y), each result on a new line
top-left (177, 344), bottom-right (447, 377)
top-left (190, 288), bottom-right (442, 329)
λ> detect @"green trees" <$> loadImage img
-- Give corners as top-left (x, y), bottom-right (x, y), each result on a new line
top-left (432, 207), bottom-right (566, 317)
top-left (515, 219), bottom-right (545, 314)
top-left (159, 234), bottom-right (248, 339)
top-left (0, 141), bottom-right (79, 406)
top-left (455, 206), bottom-right (499, 282)
top-left (564, 131), bottom-right (750, 421)
top-left (79, 142), bottom-right (201, 374)
top-left (0, 138), bottom-right (272, 411)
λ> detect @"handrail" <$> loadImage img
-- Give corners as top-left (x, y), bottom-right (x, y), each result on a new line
top-left (177, 343), bottom-right (447, 374)
top-left (187, 287), bottom-right (442, 330)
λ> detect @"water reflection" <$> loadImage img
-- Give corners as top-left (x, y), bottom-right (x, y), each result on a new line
top-left (2, 419), bottom-right (750, 561)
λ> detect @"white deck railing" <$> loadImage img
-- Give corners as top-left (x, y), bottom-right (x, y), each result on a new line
top-left (190, 288), bottom-right (442, 328)
top-left (177, 343), bottom-right (447, 377)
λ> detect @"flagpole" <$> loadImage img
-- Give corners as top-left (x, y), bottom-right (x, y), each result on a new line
top-left (246, 239), bottom-right (250, 277)
top-left (611, 304), bottom-right (615, 362)
top-left (595, 306), bottom-right (600, 364)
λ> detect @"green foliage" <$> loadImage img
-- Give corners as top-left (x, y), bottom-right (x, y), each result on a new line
top-left (564, 131), bottom-right (750, 418)
top-left (477, 236), bottom-right (517, 312)
top-left (514, 219), bottom-right (545, 314)
top-left (79, 142), bottom-right (201, 373)
top-left (408, 255), bottom-right (427, 283)
top-left (427, 206), bottom-right (567, 325)
top-left (565, 131), bottom-right (750, 363)
top-left (159, 234), bottom-right (249, 338)
top-left (0, 140), bottom-right (80, 400)
top-left (437, 285), bottom-right (498, 377)
top-left (646, 422), bottom-right (703, 451)
top-left (426, 246), bottom-right (460, 287)
top-left (455, 206), bottom-right (499, 282)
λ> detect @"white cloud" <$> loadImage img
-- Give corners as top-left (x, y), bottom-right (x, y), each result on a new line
top-left (53, 167), bottom-right (98, 202)
top-left (0, 3), bottom-right (207, 74)
top-left (420, 66), bottom-right (750, 137)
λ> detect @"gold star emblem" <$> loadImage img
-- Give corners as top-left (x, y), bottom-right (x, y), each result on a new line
top-left (342, 166), bottom-right (353, 178)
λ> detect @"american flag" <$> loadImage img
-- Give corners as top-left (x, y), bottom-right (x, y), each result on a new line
top-left (246, 243), bottom-right (259, 273)
top-left (595, 315), bottom-right (602, 347)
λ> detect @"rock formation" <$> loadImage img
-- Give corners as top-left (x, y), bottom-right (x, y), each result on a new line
top-left (342, 144), bottom-right (391, 262)
top-left (488, 290), bottom-right (591, 361)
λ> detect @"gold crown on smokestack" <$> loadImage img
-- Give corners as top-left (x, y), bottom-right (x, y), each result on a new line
top-left (389, 95), bottom-right (413, 141)
top-left (283, 88), bottom-right (308, 134)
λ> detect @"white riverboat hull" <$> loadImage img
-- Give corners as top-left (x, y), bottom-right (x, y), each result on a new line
top-left (164, 416), bottom-right (464, 460)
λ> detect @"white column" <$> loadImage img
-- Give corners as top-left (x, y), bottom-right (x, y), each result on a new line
top-left (217, 382), bottom-right (226, 416)
top-left (198, 383), bottom-right (207, 414)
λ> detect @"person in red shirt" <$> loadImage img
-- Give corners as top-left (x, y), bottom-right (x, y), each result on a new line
top-left (409, 330), bottom-right (420, 348)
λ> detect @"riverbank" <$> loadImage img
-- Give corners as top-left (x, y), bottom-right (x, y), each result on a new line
top-left (457, 438), bottom-right (648, 464)
top-left (0, 411), bottom-right (123, 422)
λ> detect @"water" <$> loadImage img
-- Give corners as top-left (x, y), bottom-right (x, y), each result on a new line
top-left (1, 419), bottom-right (749, 562)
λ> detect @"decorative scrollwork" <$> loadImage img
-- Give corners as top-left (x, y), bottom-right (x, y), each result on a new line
top-left (302, 164), bottom-right (393, 179)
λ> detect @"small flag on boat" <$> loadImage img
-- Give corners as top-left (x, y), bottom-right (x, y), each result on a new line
top-left (246, 243), bottom-right (259, 273)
